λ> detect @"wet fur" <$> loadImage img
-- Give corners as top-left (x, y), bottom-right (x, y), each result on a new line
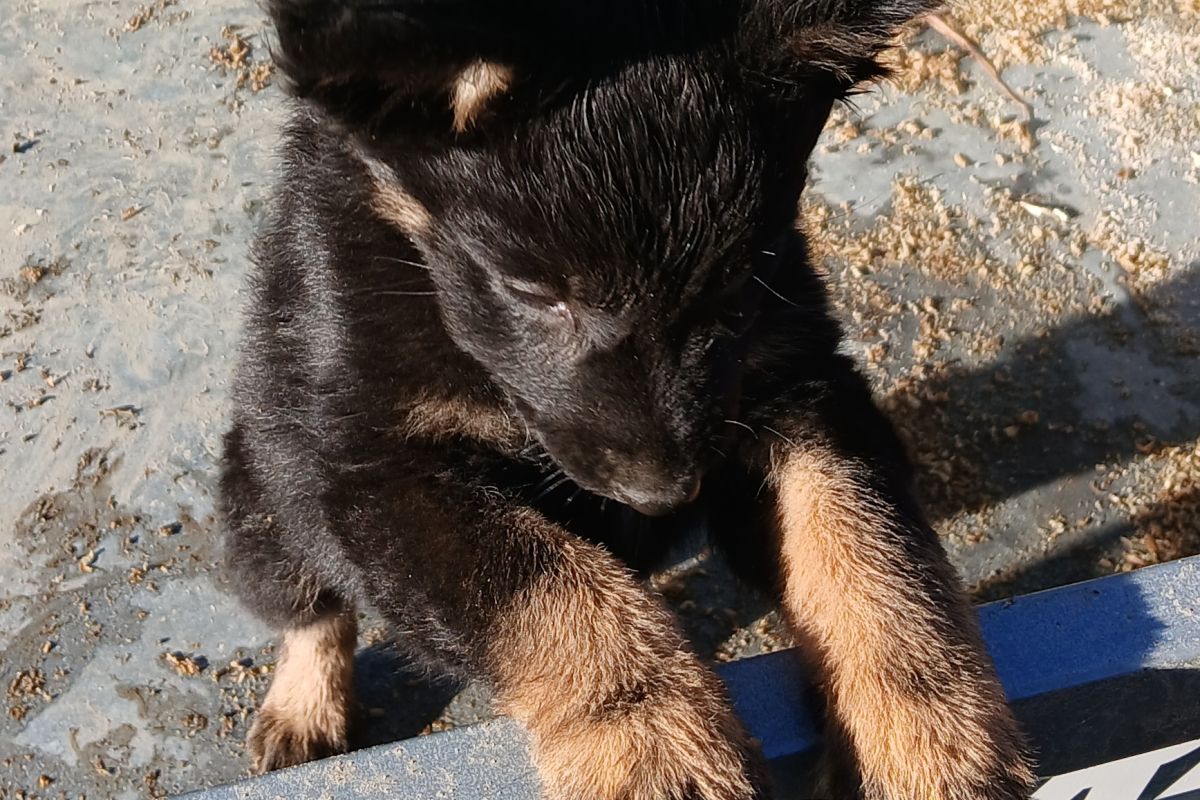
top-left (221, 0), bottom-right (1035, 797)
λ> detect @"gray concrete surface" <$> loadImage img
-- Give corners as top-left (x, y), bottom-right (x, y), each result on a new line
top-left (1, 0), bottom-right (1197, 797)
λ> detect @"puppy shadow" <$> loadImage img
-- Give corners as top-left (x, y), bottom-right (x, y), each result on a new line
top-left (876, 266), bottom-right (1199, 592)
top-left (654, 524), bottom-right (786, 664)
top-left (351, 642), bottom-right (462, 748)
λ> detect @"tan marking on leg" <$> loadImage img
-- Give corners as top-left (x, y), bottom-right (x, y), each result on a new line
top-left (358, 152), bottom-right (432, 234)
top-left (397, 391), bottom-right (523, 448)
top-left (248, 610), bottom-right (357, 773)
top-left (490, 531), bottom-right (761, 800)
top-left (450, 61), bottom-right (512, 133)
top-left (775, 450), bottom-right (1034, 799)
top-left (371, 181), bottom-right (432, 234)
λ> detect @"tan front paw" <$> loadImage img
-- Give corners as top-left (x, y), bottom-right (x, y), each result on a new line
top-left (247, 701), bottom-right (351, 773)
top-left (530, 688), bottom-right (767, 800)
top-left (248, 612), bottom-right (358, 773)
top-left (835, 701), bottom-right (1036, 800)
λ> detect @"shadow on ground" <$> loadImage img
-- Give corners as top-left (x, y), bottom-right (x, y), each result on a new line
top-left (352, 643), bottom-right (462, 747)
top-left (888, 267), bottom-right (1198, 527)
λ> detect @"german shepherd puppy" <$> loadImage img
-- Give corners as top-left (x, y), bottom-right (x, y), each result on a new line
top-left (220, 1), bottom-right (1035, 797)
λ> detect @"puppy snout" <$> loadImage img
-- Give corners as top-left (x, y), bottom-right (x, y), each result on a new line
top-left (619, 473), bottom-right (703, 517)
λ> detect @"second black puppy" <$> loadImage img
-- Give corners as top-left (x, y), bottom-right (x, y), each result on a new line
top-left (221, 1), bottom-right (1036, 797)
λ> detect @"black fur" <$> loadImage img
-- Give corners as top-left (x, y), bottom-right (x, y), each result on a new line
top-left (221, 0), bottom-right (1033, 797)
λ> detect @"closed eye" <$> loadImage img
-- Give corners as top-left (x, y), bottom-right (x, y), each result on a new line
top-left (498, 276), bottom-right (576, 327)
top-left (501, 276), bottom-right (560, 305)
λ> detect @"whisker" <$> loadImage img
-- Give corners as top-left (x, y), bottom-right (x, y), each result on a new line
top-left (753, 275), bottom-right (799, 307)
top-left (532, 475), bottom-right (572, 503)
top-left (723, 419), bottom-right (758, 438)
top-left (519, 444), bottom-right (554, 464)
top-left (375, 290), bottom-right (438, 297)
top-left (531, 468), bottom-right (566, 492)
top-left (756, 449), bottom-right (774, 498)
top-left (814, 187), bottom-right (891, 223)
top-left (761, 425), bottom-right (796, 446)
top-left (756, 475), bottom-right (770, 499)
top-left (372, 255), bottom-right (431, 270)
top-left (344, 279), bottom-right (433, 295)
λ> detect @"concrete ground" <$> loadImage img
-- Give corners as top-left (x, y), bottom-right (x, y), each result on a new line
top-left (1, 0), bottom-right (1196, 797)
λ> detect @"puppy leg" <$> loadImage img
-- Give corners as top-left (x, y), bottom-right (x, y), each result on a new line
top-left (774, 449), bottom-right (1033, 798)
top-left (489, 535), bottom-right (765, 800)
top-left (220, 424), bottom-right (358, 772)
top-left (745, 373), bottom-right (1035, 799)
top-left (339, 476), bottom-right (767, 800)
top-left (248, 609), bottom-right (357, 772)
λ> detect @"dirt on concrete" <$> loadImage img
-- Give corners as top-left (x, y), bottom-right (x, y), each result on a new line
top-left (1, 0), bottom-right (1197, 797)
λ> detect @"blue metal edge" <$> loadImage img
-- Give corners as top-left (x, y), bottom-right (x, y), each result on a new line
top-left (732, 554), bottom-right (1200, 759)
top-left (184, 555), bottom-right (1200, 798)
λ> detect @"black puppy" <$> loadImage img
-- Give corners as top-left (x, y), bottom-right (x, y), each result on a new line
top-left (220, 1), bottom-right (1036, 797)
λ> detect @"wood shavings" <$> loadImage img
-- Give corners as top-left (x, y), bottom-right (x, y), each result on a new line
top-left (808, 175), bottom-right (996, 283)
top-left (926, 12), bottom-right (1034, 121)
top-left (78, 549), bottom-right (97, 573)
top-left (246, 62), bottom-right (274, 92)
top-left (1090, 79), bottom-right (1200, 167)
top-left (161, 651), bottom-right (207, 677)
top-left (209, 27), bottom-right (250, 70)
top-left (208, 27), bottom-right (274, 93)
top-left (125, 0), bottom-right (177, 33)
top-left (994, 117), bottom-right (1036, 152)
top-left (1089, 212), bottom-right (1176, 315)
top-left (1105, 439), bottom-right (1200, 572)
top-left (1018, 201), bottom-right (1070, 223)
top-left (7, 669), bottom-right (50, 721)
top-left (209, 657), bottom-right (272, 684)
top-left (937, 0), bottom-right (1143, 67)
top-left (98, 404), bottom-right (140, 429)
top-left (886, 44), bottom-right (971, 95)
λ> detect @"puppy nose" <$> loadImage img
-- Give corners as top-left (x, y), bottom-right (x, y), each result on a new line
top-left (621, 475), bottom-right (703, 517)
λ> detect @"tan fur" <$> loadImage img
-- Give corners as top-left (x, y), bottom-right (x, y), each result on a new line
top-left (450, 61), bottom-right (512, 133)
top-left (398, 391), bottom-right (523, 447)
top-left (371, 181), bottom-right (433, 234)
top-left (359, 155), bottom-right (432, 234)
top-left (491, 527), bottom-right (759, 800)
top-left (248, 610), bottom-right (357, 773)
top-left (773, 450), bottom-right (1034, 799)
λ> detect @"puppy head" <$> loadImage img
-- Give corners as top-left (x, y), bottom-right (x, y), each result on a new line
top-left (267, 0), bottom-right (931, 515)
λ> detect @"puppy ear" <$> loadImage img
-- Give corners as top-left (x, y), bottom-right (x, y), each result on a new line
top-left (267, 1), bottom-right (743, 134)
top-left (755, 0), bottom-right (938, 87)
top-left (266, 0), bottom-right (518, 133)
